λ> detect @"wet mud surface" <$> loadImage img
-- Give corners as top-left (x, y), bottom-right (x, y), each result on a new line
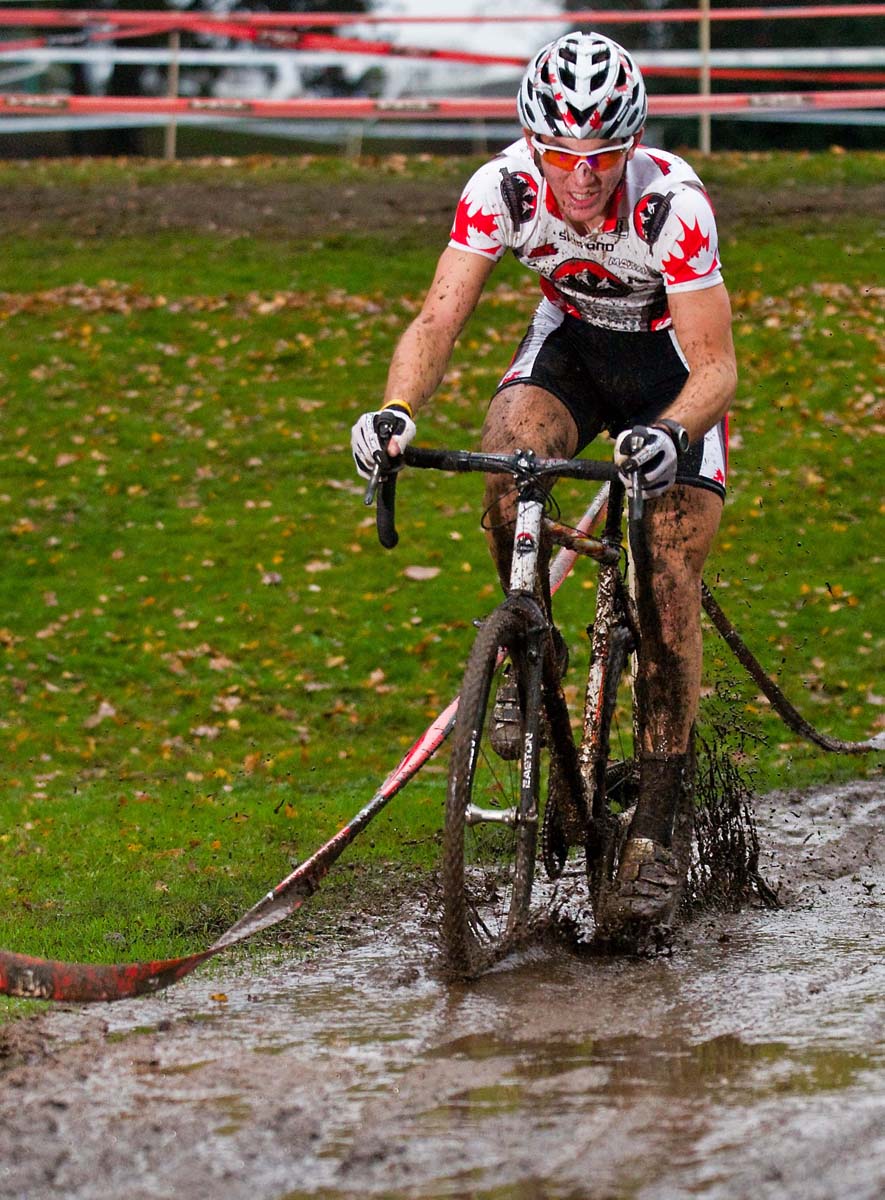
top-left (0, 778), bottom-right (882, 1200)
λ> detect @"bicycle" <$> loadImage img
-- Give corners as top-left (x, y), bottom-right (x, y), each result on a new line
top-left (366, 436), bottom-right (668, 978)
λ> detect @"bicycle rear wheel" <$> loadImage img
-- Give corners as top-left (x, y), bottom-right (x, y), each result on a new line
top-left (442, 604), bottom-right (542, 978)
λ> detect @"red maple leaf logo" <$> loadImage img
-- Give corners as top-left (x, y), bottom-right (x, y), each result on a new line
top-left (661, 217), bottom-right (717, 284)
top-left (645, 152), bottom-right (673, 177)
top-left (450, 193), bottom-right (500, 257)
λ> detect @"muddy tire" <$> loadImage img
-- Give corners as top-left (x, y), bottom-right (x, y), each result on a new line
top-left (442, 605), bottom-right (541, 978)
top-left (668, 732), bottom-right (697, 918)
top-left (585, 625), bottom-right (636, 909)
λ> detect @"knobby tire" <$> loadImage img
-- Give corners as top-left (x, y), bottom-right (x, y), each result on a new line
top-left (585, 624), bottom-right (635, 909)
top-left (442, 605), bottom-right (541, 978)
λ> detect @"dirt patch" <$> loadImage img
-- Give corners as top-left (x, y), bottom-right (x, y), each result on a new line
top-left (1, 174), bottom-right (882, 241)
top-left (0, 780), bottom-right (882, 1200)
top-left (0, 177), bottom-right (457, 241)
top-left (0, 1012), bottom-right (57, 1072)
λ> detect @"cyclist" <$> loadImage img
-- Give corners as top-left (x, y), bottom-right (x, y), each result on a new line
top-left (352, 32), bottom-right (737, 939)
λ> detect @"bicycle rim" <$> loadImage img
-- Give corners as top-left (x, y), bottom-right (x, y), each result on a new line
top-left (442, 605), bottom-right (541, 978)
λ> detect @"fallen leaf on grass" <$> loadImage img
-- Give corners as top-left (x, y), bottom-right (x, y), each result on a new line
top-left (192, 724), bottom-right (221, 740)
top-left (84, 700), bottom-right (117, 728)
top-left (403, 566), bottom-right (441, 581)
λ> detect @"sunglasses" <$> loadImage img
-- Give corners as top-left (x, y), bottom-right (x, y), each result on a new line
top-left (530, 136), bottom-right (633, 172)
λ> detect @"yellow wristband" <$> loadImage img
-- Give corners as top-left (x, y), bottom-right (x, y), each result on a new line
top-left (386, 400), bottom-right (413, 418)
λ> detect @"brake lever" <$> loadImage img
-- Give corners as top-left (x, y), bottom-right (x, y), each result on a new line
top-left (622, 458), bottom-right (645, 523)
top-left (362, 415), bottom-right (404, 549)
top-left (363, 416), bottom-right (399, 506)
top-left (363, 455), bottom-right (386, 506)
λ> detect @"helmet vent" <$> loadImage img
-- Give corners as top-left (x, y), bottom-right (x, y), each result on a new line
top-left (518, 32), bottom-right (647, 140)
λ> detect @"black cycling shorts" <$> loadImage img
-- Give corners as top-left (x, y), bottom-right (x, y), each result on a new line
top-left (494, 306), bottom-right (727, 498)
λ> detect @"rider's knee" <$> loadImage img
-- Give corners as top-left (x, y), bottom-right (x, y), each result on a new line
top-left (482, 386), bottom-right (578, 458)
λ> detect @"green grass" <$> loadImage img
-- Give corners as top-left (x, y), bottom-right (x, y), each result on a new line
top-left (0, 146), bottom-right (881, 189)
top-left (0, 151), bottom-right (477, 190)
top-left (0, 152), bottom-right (881, 976)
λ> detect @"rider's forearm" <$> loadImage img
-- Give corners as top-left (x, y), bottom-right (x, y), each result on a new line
top-left (663, 284), bottom-right (737, 443)
top-left (383, 319), bottom-right (458, 416)
top-left (658, 357), bottom-right (737, 444)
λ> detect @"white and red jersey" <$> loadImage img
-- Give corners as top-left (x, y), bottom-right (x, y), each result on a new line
top-left (448, 139), bottom-right (723, 334)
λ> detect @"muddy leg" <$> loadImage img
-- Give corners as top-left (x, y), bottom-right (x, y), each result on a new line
top-left (630, 484), bottom-right (723, 758)
top-left (481, 386), bottom-right (580, 760)
top-left (597, 486), bottom-right (722, 940)
top-left (630, 484), bottom-right (721, 842)
top-left (480, 384), bottom-right (580, 598)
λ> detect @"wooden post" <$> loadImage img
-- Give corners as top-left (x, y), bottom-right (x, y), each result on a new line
top-left (164, 30), bottom-right (180, 162)
top-left (699, 0), bottom-right (712, 154)
top-left (471, 120), bottom-right (488, 157)
top-left (345, 122), bottom-right (365, 159)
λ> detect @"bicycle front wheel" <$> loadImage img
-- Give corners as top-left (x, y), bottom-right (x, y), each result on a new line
top-left (442, 604), bottom-right (542, 978)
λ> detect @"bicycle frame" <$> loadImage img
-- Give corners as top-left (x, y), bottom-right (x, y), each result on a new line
top-left (510, 493), bottom-right (546, 594)
top-left (368, 444), bottom-right (635, 825)
top-left (579, 479), bottom-right (641, 820)
top-left (370, 445), bottom-right (649, 970)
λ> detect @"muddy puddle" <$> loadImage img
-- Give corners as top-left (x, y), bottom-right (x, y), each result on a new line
top-left (0, 778), bottom-right (882, 1200)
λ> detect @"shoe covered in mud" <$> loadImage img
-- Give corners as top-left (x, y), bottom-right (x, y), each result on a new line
top-left (595, 836), bottom-right (684, 941)
top-left (490, 629), bottom-right (569, 761)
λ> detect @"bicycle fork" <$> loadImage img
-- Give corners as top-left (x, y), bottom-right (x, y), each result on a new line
top-left (463, 610), bottom-right (545, 831)
top-left (465, 495), bottom-right (547, 832)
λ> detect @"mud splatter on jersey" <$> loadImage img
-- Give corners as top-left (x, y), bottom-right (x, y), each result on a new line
top-left (449, 140), bottom-right (723, 334)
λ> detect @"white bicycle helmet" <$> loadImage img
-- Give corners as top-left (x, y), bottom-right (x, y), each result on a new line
top-left (518, 32), bottom-right (647, 141)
